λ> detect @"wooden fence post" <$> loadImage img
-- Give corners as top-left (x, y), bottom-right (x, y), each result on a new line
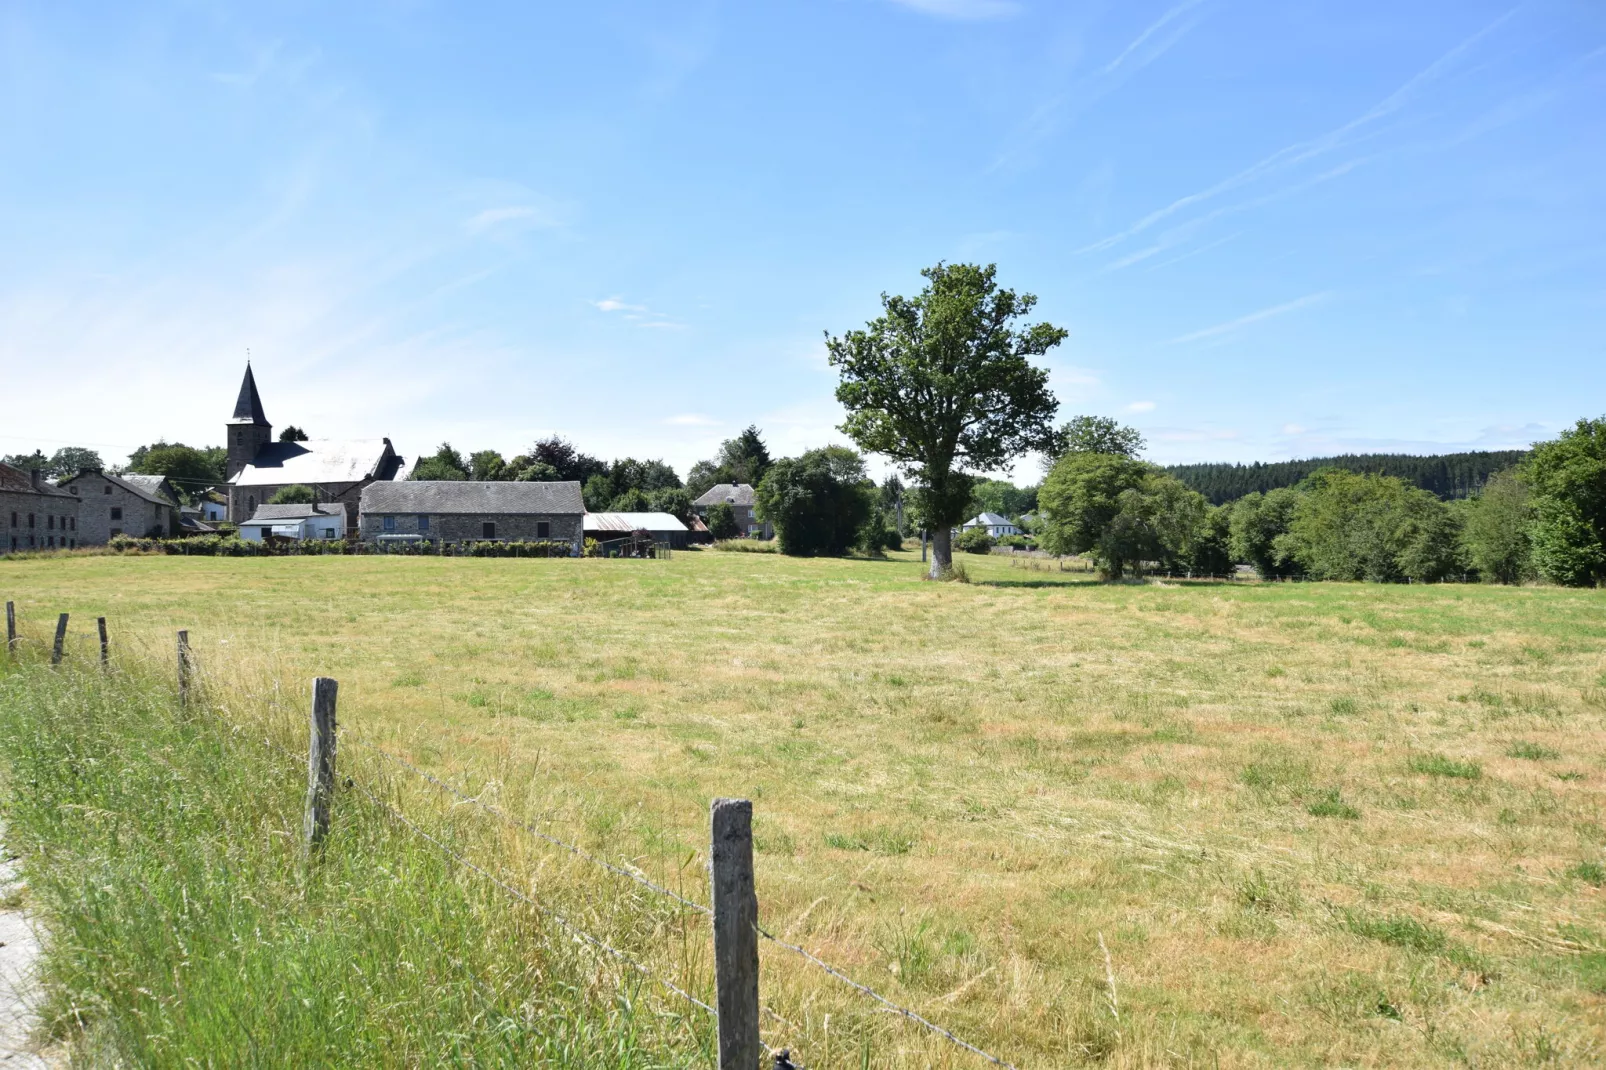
top-left (5, 602), bottom-right (15, 656)
top-left (51, 613), bottom-right (68, 666)
top-left (176, 629), bottom-right (191, 705)
top-left (97, 616), bottom-right (109, 670)
top-left (710, 798), bottom-right (760, 1070)
top-left (304, 677), bottom-right (338, 854)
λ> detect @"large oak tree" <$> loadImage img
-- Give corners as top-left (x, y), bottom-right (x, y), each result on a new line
top-left (826, 262), bottom-right (1064, 577)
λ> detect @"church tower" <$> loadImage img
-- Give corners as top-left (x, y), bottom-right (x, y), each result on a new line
top-left (226, 363), bottom-right (273, 481)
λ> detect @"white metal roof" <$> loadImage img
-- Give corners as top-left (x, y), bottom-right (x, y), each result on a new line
top-left (583, 512), bottom-right (688, 533)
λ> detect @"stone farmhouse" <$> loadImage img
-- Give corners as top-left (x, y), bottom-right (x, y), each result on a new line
top-left (58, 470), bottom-right (180, 543)
top-left (692, 483), bottom-right (771, 538)
top-left (1, 462), bottom-right (81, 551)
top-left (358, 481), bottom-right (584, 552)
top-left (223, 364), bottom-right (406, 530)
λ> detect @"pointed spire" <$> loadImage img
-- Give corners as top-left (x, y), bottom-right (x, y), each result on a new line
top-left (231, 363), bottom-right (270, 427)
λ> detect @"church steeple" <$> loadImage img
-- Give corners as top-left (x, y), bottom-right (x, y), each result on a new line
top-left (231, 362), bottom-right (270, 427)
top-left (226, 362), bottom-right (274, 481)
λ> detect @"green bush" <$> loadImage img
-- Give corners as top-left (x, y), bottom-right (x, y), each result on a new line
top-left (710, 539), bottom-right (778, 553)
top-left (706, 502), bottom-right (742, 541)
top-left (954, 528), bottom-right (994, 555)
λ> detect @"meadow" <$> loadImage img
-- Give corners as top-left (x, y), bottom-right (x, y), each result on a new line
top-left (3, 548), bottom-right (1605, 1067)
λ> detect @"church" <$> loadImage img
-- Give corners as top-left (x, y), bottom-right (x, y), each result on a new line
top-left (224, 364), bottom-right (407, 530)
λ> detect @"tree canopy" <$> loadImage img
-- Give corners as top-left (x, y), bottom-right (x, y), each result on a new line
top-left (1, 446), bottom-right (104, 480)
top-left (1045, 416), bottom-right (1146, 463)
top-left (128, 442), bottom-right (226, 500)
top-left (278, 426), bottom-right (309, 443)
top-left (685, 426), bottom-right (773, 498)
top-left (268, 485), bottom-right (316, 505)
top-left (1167, 450), bottom-right (1527, 505)
top-left (1525, 417), bottom-right (1606, 587)
top-left (754, 446), bottom-right (874, 556)
top-left (827, 262), bottom-right (1064, 578)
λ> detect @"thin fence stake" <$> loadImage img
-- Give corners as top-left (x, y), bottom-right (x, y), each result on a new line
top-left (51, 613), bottom-right (68, 666)
top-left (5, 601), bottom-right (15, 656)
top-left (304, 677), bottom-right (338, 854)
top-left (710, 798), bottom-right (760, 1070)
top-left (177, 630), bottom-right (191, 705)
top-left (98, 616), bottom-right (109, 669)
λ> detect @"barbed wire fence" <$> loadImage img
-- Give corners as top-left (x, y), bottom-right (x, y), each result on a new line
top-left (5, 601), bottom-right (1023, 1070)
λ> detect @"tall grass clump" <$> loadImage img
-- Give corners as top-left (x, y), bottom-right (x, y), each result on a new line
top-left (0, 657), bottom-right (708, 1066)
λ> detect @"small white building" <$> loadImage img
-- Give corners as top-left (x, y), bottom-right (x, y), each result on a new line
top-left (962, 512), bottom-right (1019, 537)
top-left (239, 503), bottom-right (347, 542)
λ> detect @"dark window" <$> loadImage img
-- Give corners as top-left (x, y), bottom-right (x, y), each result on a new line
top-left (27, 513), bottom-right (34, 528)
top-left (537, 521), bottom-right (550, 538)
top-left (103, 485), bottom-right (112, 494)
top-left (70, 486), bottom-right (78, 495)
top-left (27, 536), bottom-right (34, 547)
top-left (69, 539), bottom-right (75, 548)
top-left (110, 507), bottom-right (123, 521)
top-left (383, 515), bottom-right (396, 532)
top-left (48, 515), bottom-right (55, 530)
top-left (69, 517), bottom-right (75, 531)
top-left (47, 536), bottom-right (54, 547)
top-left (8, 512), bottom-right (14, 527)
top-left (482, 521), bottom-right (496, 539)
top-left (247, 496), bottom-right (255, 512)
top-left (417, 515), bottom-right (429, 532)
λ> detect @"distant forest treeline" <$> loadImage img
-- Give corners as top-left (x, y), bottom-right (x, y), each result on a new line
top-left (1166, 450), bottom-right (1529, 505)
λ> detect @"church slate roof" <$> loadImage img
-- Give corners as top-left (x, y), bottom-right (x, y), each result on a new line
top-left (361, 481), bottom-right (583, 515)
top-left (230, 364), bottom-right (270, 426)
top-left (692, 483), bottom-right (756, 508)
top-left (233, 439), bottom-right (401, 488)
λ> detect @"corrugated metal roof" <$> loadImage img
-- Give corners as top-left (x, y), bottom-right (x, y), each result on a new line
top-left (583, 512), bottom-right (688, 533)
top-left (361, 480), bottom-right (584, 515)
top-left (692, 483), bottom-right (755, 507)
top-left (233, 439), bottom-right (399, 488)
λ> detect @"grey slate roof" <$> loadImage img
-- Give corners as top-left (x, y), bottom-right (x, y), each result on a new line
top-left (692, 483), bottom-right (755, 508)
top-left (233, 439), bottom-right (401, 488)
top-left (231, 364), bottom-right (270, 426)
top-left (243, 503), bottom-right (347, 524)
top-left (57, 470), bottom-right (175, 507)
top-left (0, 462), bottom-right (74, 498)
top-left (361, 480), bottom-right (584, 515)
top-left (966, 512), bottom-right (1014, 527)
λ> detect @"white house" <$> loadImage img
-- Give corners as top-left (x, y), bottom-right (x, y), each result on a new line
top-left (239, 503), bottom-right (347, 543)
top-left (962, 512), bottom-right (1019, 537)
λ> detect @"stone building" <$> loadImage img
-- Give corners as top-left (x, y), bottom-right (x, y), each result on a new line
top-left (1, 462), bottom-right (82, 552)
top-left (358, 481), bottom-right (584, 551)
top-left (58, 470), bottom-right (180, 544)
top-left (692, 483), bottom-right (771, 538)
top-left (222, 364), bottom-right (406, 529)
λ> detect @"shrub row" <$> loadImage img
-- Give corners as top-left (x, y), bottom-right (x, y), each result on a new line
top-left (104, 535), bottom-right (577, 558)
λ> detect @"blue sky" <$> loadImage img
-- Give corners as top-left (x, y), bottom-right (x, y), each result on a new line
top-left (3, 1), bottom-right (1603, 479)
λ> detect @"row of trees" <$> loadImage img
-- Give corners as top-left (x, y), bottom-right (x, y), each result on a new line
top-left (1166, 450), bottom-right (1529, 504)
top-left (1030, 417), bottom-right (1606, 587)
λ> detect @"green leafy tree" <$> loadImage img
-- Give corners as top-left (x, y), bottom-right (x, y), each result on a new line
top-left (1, 450), bottom-right (48, 475)
top-left (1459, 469), bottom-right (1533, 584)
top-left (827, 262), bottom-right (1064, 578)
top-left (1044, 415), bottom-right (1146, 463)
top-left (686, 426), bottom-right (774, 497)
top-left (649, 487), bottom-right (694, 524)
top-left (1189, 504), bottom-right (1235, 577)
top-left (968, 479), bottom-right (1037, 522)
top-left (754, 446), bottom-right (874, 556)
top-left (268, 485), bottom-right (316, 505)
top-left (528, 436), bottom-right (608, 484)
top-left (130, 443), bottom-right (225, 497)
top-left (1229, 488), bottom-right (1302, 580)
top-left (1279, 469), bottom-right (1447, 583)
top-left (582, 473), bottom-right (615, 512)
top-left (278, 426), bottom-right (309, 443)
top-left (1038, 453), bottom-right (1152, 576)
top-left (706, 502), bottom-right (741, 540)
top-left (610, 487), bottom-right (652, 512)
top-left (1397, 499), bottom-right (1467, 583)
top-left (2, 447), bottom-right (104, 480)
top-left (1525, 418), bottom-right (1606, 587)
top-left (469, 450), bottom-right (507, 481)
top-left (410, 443), bottom-right (469, 481)
top-left (509, 460), bottom-right (561, 482)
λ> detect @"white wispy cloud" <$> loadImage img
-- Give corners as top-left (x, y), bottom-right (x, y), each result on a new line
top-left (1282, 423), bottom-right (1307, 435)
top-left (1076, 7), bottom-right (1520, 255)
top-left (1127, 400), bottom-right (1157, 413)
top-left (593, 297), bottom-right (648, 314)
top-left (464, 205), bottom-right (556, 234)
top-left (592, 296), bottom-right (684, 329)
top-left (1168, 291), bottom-right (1332, 345)
top-left (666, 414), bottom-right (719, 426)
top-left (886, 0), bottom-right (1020, 20)
top-left (1101, 0), bottom-right (1206, 76)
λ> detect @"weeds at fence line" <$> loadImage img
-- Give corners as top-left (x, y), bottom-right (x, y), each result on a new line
top-left (1, 607), bottom-right (1032, 1069)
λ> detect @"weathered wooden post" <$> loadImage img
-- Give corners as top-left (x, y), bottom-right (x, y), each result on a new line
top-left (5, 601), bottom-right (16, 656)
top-left (710, 798), bottom-right (760, 1070)
top-left (304, 677), bottom-right (338, 854)
top-left (97, 617), bottom-right (109, 669)
top-left (176, 629), bottom-right (191, 705)
top-left (51, 613), bottom-right (68, 665)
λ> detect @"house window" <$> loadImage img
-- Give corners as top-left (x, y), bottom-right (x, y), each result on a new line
top-left (70, 486), bottom-right (78, 495)
top-left (482, 521), bottom-right (496, 539)
top-left (323, 528), bottom-right (336, 539)
top-left (110, 507), bottom-right (122, 521)
top-left (69, 517), bottom-right (76, 531)
top-left (417, 515), bottom-right (429, 533)
top-left (110, 528), bottom-right (122, 537)
top-left (383, 515), bottom-right (396, 532)
top-left (103, 485), bottom-right (112, 494)
top-left (69, 539), bottom-right (75, 548)
top-left (47, 536), bottom-right (54, 547)
top-left (247, 496), bottom-right (255, 512)
top-left (8, 512), bottom-right (14, 527)
top-left (27, 513), bottom-right (34, 528)
top-left (537, 521), bottom-right (550, 538)
top-left (47, 515), bottom-right (55, 530)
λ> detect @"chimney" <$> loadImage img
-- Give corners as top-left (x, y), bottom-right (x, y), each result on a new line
top-left (29, 469), bottom-right (41, 490)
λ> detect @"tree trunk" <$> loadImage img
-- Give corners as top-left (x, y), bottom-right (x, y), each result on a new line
top-left (929, 525), bottom-right (953, 579)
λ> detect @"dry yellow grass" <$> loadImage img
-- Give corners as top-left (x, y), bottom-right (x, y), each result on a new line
top-left (5, 548), bottom-right (1605, 1067)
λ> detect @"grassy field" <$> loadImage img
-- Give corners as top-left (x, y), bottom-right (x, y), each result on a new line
top-left (4, 548), bottom-right (1605, 1067)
